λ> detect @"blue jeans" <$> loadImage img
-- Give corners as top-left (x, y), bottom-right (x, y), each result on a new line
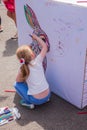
top-left (14, 82), bottom-right (51, 105)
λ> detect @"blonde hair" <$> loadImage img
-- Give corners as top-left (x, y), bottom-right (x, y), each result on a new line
top-left (16, 45), bottom-right (34, 80)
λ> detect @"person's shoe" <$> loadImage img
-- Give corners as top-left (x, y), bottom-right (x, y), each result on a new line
top-left (0, 28), bottom-right (3, 32)
top-left (11, 33), bottom-right (18, 39)
top-left (20, 100), bottom-right (35, 109)
top-left (47, 98), bottom-right (50, 102)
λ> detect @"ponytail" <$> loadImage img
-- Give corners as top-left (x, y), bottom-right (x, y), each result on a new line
top-left (20, 64), bottom-right (30, 80)
top-left (16, 45), bottom-right (34, 80)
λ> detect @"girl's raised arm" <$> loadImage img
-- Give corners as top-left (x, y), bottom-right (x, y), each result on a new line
top-left (32, 34), bottom-right (48, 58)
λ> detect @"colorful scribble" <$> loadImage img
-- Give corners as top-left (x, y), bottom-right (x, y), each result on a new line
top-left (52, 41), bottom-right (64, 57)
top-left (24, 4), bottom-right (50, 71)
top-left (56, 41), bottom-right (64, 55)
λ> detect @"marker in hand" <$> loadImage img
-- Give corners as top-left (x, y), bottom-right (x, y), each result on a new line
top-left (29, 34), bottom-right (33, 38)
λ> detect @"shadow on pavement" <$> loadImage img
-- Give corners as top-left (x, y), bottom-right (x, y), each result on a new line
top-left (3, 38), bottom-right (18, 57)
top-left (0, 96), bottom-right (8, 102)
top-left (13, 92), bottom-right (81, 130)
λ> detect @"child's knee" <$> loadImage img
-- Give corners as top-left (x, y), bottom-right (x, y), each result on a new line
top-left (14, 82), bottom-right (23, 89)
top-left (14, 82), bottom-right (28, 89)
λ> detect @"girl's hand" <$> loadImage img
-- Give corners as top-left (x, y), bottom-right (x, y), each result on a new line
top-left (31, 34), bottom-right (38, 40)
top-left (29, 34), bottom-right (37, 40)
top-left (31, 34), bottom-right (46, 42)
top-left (29, 34), bottom-right (47, 58)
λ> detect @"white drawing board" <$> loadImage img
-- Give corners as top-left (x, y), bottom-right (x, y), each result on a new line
top-left (15, 0), bottom-right (87, 109)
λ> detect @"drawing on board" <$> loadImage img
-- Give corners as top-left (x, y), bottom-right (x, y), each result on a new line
top-left (24, 4), bottom-right (50, 71)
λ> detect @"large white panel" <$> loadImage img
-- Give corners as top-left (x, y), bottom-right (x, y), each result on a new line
top-left (15, 0), bottom-right (87, 108)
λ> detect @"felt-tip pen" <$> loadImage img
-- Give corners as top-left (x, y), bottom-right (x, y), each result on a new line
top-left (29, 34), bottom-right (33, 38)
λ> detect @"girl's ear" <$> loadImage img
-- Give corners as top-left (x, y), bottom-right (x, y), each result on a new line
top-left (31, 51), bottom-right (35, 59)
top-left (24, 4), bottom-right (41, 29)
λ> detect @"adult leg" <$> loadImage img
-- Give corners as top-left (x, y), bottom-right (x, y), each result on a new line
top-left (0, 16), bottom-right (1, 26)
top-left (0, 16), bottom-right (3, 32)
top-left (7, 11), bottom-right (17, 39)
top-left (11, 12), bottom-right (18, 39)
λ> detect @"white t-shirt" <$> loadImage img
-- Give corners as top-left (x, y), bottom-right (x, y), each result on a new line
top-left (26, 54), bottom-right (49, 95)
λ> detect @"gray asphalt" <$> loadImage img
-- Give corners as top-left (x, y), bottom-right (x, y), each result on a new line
top-left (0, 3), bottom-right (87, 130)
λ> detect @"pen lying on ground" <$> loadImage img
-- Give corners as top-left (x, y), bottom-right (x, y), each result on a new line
top-left (4, 90), bottom-right (16, 92)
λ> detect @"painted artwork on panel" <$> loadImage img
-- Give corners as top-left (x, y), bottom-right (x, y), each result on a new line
top-left (24, 4), bottom-right (50, 71)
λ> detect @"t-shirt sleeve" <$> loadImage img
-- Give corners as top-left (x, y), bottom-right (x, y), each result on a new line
top-left (36, 54), bottom-right (43, 63)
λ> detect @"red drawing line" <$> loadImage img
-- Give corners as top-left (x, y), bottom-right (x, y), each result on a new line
top-left (77, 111), bottom-right (87, 114)
top-left (77, 1), bottom-right (87, 2)
top-left (4, 90), bottom-right (16, 93)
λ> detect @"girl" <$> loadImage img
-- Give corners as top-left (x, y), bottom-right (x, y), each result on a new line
top-left (14, 34), bottom-right (51, 109)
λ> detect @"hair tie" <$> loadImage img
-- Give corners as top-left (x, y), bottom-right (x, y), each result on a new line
top-left (20, 58), bottom-right (25, 66)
